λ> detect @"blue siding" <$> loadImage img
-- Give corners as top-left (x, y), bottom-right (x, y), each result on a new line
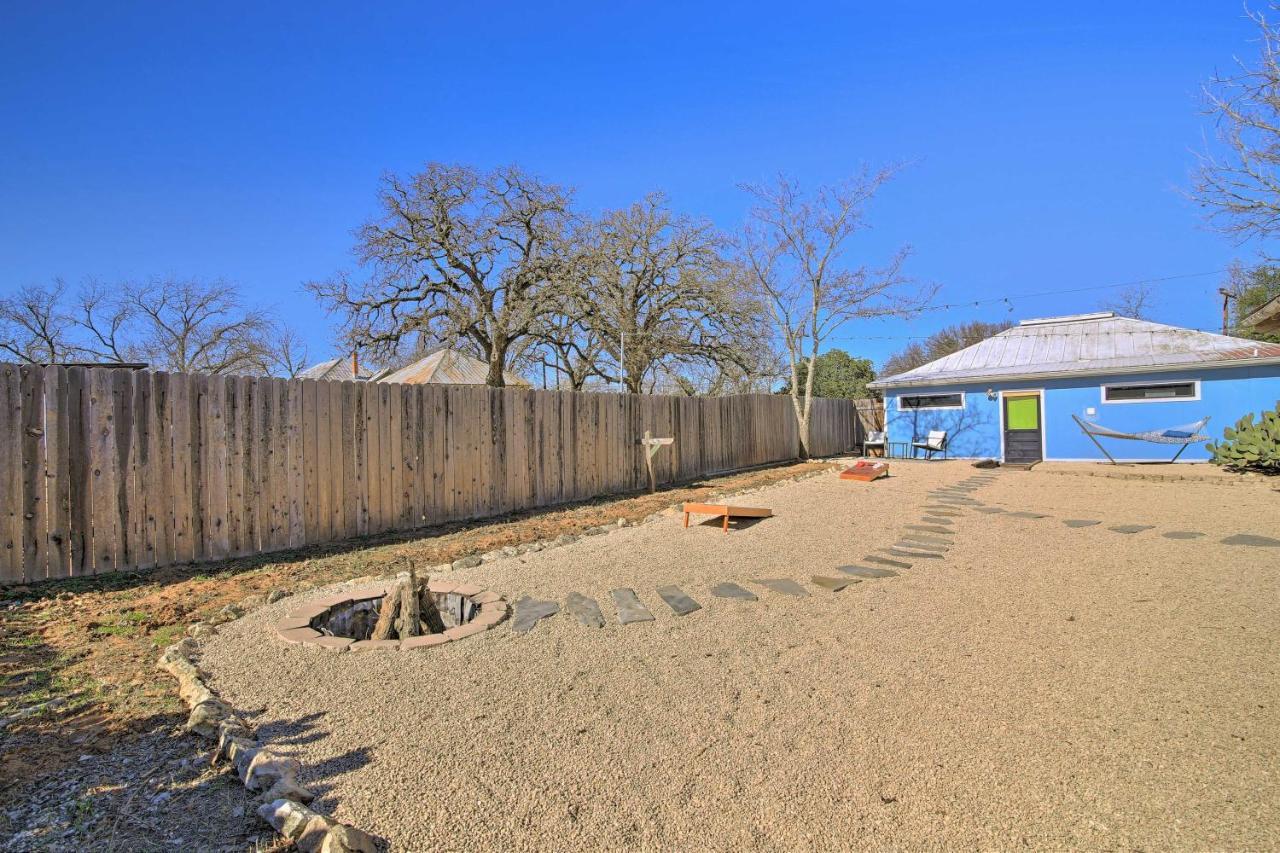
top-left (884, 365), bottom-right (1280, 462)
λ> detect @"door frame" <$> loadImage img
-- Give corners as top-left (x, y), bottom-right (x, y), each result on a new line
top-left (998, 389), bottom-right (1047, 463)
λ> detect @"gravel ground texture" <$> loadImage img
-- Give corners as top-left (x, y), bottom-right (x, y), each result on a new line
top-left (200, 461), bottom-right (1280, 851)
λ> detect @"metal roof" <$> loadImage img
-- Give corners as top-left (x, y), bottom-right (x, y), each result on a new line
top-left (869, 312), bottom-right (1280, 389)
top-left (1242, 292), bottom-right (1280, 333)
top-left (376, 348), bottom-right (528, 386)
top-left (296, 357), bottom-right (371, 381)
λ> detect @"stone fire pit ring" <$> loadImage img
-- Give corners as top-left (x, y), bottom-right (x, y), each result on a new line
top-left (274, 580), bottom-right (509, 653)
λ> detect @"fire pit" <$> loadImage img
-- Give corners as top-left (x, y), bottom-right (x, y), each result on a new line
top-left (274, 573), bottom-right (509, 653)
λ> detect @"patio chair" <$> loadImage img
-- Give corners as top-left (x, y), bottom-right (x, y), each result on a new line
top-left (912, 430), bottom-right (948, 460)
top-left (862, 430), bottom-right (886, 457)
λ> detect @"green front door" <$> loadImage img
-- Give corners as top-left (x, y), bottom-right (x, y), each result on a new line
top-left (1003, 394), bottom-right (1042, 463)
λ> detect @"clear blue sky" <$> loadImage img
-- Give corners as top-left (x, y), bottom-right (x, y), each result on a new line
top-left (0, 2), bottom-right (1267, 369)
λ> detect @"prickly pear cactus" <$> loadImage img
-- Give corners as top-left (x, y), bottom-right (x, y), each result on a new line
top-left (1206, 401), bottom-right (1280, 473)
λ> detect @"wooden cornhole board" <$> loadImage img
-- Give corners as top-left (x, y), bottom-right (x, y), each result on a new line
top-left (839, 461), bottom-right (889, 482)
top-left (683, 503), bottom-right (773, 533)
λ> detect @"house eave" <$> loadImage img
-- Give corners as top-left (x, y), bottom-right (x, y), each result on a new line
top-left (868, 355), bottom-right (1280, 390)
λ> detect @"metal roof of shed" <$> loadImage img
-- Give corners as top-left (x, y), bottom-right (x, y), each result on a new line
top-left (869, 312), bottom-right (1280, 389)
top-left (377, 348), bottom-right (528, 386)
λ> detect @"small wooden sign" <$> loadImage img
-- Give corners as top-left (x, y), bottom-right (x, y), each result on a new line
top-left (637, 430), bottom-right (674, 493)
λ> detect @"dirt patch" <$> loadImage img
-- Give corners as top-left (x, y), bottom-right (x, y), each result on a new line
top-left (0, 460), bottom-right (832, 851)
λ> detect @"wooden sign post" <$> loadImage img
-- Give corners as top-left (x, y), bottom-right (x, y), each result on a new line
top-left (638, 430), bottom-right (674, 493)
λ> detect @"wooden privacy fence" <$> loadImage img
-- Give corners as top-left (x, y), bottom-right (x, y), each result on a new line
top-left (0, 364), bottom-right (859, 583)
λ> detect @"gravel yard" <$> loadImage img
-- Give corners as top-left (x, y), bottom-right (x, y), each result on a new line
top-left (200, 461), bottom-right (1280, 851)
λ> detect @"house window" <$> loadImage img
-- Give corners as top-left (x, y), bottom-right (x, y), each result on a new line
top-left (898, 392), bottom-right (964, 410)
top-left (1101, 380), bottom-right (1200, 403)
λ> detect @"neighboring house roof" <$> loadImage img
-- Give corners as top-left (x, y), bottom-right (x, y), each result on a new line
top-left (869, 311), bottom-right (1280, 389)
top-left (296, 357), bottom-right (371, 381)
top-left (376, 348), bottom-right (528, 386)
top-left (1241, 292), bottom-right (1280, 333)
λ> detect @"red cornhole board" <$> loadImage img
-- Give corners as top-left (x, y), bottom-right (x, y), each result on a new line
top-left (840, 461), bottom-right (889, 482)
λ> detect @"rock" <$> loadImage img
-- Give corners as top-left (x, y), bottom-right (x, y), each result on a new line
top-left (297, 815), bottom-right (336, 852)
top-left (258, 798), bottom-right (320, 841)
top-left (655, 585), bottom-right (701, 616)
top-left (610, 588), bottom-right (655, 624)
top-left (1222, 532), bottom-right (1280, 547)
top-left (554, 533), bottom-right (578, 546)
top-left (480, 550), bottom-right (504, 563)
top-left (266, 589), bottom-right (289, 604)
top-left (811, 575), bottom-right (852, 592)
top-left (751, 578), bottom-right (810, 597)
top-left (510, 597), bottom-right (561, 634)
top-left (616, 518), bottom-right (627, 527)
top-left (972, 458), bottom-right (1000, 468)
top-left (242, 749), bottom-right (302, 791)
top-left (186, 622), bottom-right (216, 640)
top-left (262, 775), bottom-right (315, 804)
top-left (320, 824), bottom-right (379, 853)
top-left (524, 542), bottom-right (544, 553)
top-left (501, 546), bottom-right (521, 557)
top-left (238, 594), bottom-right (266, 611)
top-left (186, 698), bottom-right (234, 738)
top-left (451, 555), bottom-right (482, 570)
top-left (709, 582), bottom-right (757, 601)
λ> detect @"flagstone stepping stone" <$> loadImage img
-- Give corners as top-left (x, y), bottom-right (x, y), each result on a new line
top-left (1062, 519), bottom-right (1101, 528)
top-left (610, 588), bottom-right (655, 624)
top-left (1108, 524), bottom-right (1154, 535)
top-left (710, 582), bottom-right (758, 601)
top-left (902, 533), bottom-right (951, 545)
top-left (1162, 531), bottom-right (1206, 540)
top-left (656, 585), bottom-right (702, 616)
top-left (511, 597), bottom-right (561, 634)
top-left (811, 575), bottom-right (854, 592)
top-left (896, 540), bottom-right (947, 552)
top-left (752, 578), bottom-right (810, 597)
top-left (864, 555), bottom-right (911, 569)
top-left (883, 547), bottom-right (942, 559)
top-left (564, 592), bottom-right (605, 628)
top-left (1009, 511), bottom-right (1049, 519)
top-left (1221, 533), bottom-right (1280, 547)
top-left (920, 516), bottom-right (955, 525)
top-left (974, 506), bottom-right (1005, 514)
top-left (907, 524), bottom-right (953, 535)
top-left (838, 565), bottom-right (898, 578)
top-left (924, 509), bottom-right (964, 517)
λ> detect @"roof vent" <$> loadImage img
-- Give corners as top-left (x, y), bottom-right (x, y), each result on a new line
top-left (1019, 311), bottom-right (1115, 327)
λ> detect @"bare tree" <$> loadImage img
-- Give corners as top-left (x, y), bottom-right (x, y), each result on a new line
top-left (0, 280), bottom-right (78, 363)
top-left (740, 169), bottom-right (929, 455)
top-left (74, 279), bottom-right (136, 363)
top-left (111, 278), bottom-right (275, 374)
top-left (1102, 283), bottom-right (1156, 320)
top-left (266, 323), bottom-right (311, 378)
top-left (1193, 4), bottom-right (1280, 243)
top-left (308, 163), bottom-right (574, 387)
top-left (573, 194), bottom-right (759, 393)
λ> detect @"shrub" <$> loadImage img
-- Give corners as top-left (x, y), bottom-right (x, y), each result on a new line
top-left (1206, 402), bottom-right (1280, 473)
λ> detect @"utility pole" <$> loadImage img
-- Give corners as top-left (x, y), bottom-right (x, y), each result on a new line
top-left (1219, 288), bottom-right (1236, 334)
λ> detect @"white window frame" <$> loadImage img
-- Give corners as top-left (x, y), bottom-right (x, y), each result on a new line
top-left (897, 391), bottom-right (965, 411)
top-left (1100, 379), bottom-right (1201, 405)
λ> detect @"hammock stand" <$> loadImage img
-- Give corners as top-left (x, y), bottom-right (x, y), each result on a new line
top-left (1070, 414), bottom-right (1211, 465)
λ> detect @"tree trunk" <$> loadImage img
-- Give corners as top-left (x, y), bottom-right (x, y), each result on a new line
top-left (370, 582), bottom-right (404, 641)
top-left (399, 568), bottom-right (422, 638)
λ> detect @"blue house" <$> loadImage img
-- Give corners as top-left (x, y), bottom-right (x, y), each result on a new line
top-left (867, 312), bottom-right (1280, 463)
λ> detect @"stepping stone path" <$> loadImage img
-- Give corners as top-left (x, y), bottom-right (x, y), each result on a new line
top-left (1062, 519), bottom-right (1101, 528)
top-left (564, 592), bottom-right (605, 628)
top-left (1221, 533), bottom-right (1280, 547)
top-left (656, 585), bottom-right (702, 616)
top-left (1163, 531), bottom-right (1205, 540)
top-left (511, 597), bottom-right (561, 634)
top-left (838, 565), bottom-right (898, 578)
top-left (864, 555), bottom-right (911, 569)
top-left (610, 588), bottom-right (655, 624)
top-left (883, 547), bottom-right (942, 559)
top-left (811, 575), bottom-right (854, 592)
top-left (907, 524), bottom-right (953, 535)
top-left (709, 582), bottom-right (758, 601)
top-left (753, 578), bottom-right (810, 597)
top-left (1108, 524), bottom-right (1154, 535)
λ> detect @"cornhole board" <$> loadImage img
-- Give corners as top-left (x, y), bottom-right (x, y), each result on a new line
top-left (840, 461), bottom-right (889, 482)
top-left (683, 503), bottom-right (773, 533)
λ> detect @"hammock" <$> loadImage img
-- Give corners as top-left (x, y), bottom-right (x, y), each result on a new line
top-left (1071, 414), bottom-right (1211, 464)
